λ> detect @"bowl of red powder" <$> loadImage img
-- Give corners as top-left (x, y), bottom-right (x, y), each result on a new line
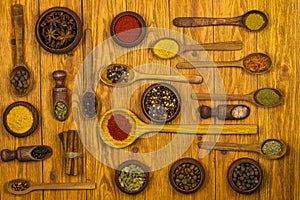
top-left (110, 11), bottom-right (146, 48)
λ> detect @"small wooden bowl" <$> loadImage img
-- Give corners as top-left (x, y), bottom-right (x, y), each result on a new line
top-left (169, 158), bottom-right (205, 194)
top-left (227, 158), bottom-right (263, 194)
top-left (142, 83), bottom-right (181, 123)
top-left (35, 7), bottom-right (83, 54)
top-left (115, 160), bottom-right (149, 194)
top-left (3, 101), bottom-right (39, 138)
top-left (110, 11), bottom-right (146, 48)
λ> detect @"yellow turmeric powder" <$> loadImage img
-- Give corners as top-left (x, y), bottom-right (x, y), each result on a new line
top-left (6, 105), bottom-right (33, 134)
top-left (152, 39), bottom-right (179, 59)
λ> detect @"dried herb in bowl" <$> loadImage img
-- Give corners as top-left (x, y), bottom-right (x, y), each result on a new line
top-left (142, 83), bottom-right (181, 123)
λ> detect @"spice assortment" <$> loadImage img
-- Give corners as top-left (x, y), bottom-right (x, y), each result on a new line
top-left (115, 160), bottom-right (149, 194)
top-left (106, 64), bottom-right (130, 83)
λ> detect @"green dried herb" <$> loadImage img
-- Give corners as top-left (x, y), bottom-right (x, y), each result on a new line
top-left (55, 102), bottom-right (68, 120)
top-left (118, 164), bottom-right (147, 192)
top-left (255, 88), bottom-right (280, 106)
top-left (262, 140), bottom-right (282, 155)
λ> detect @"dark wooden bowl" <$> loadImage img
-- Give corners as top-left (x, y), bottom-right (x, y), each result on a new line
top-left (227, 158), bottom-right (263, 194)
top-left (3, 101), bottom-right (39, 138)
top-left (142, 83), bottom-right (181, 123)
top-left (35, 7), bottom-right (83, 54)
top-left (169, 158), bottom-right (205, 194)
top-left (110, 11), bottom-right (146, 48)
top-left (115, 160), bottom-right (149, 194)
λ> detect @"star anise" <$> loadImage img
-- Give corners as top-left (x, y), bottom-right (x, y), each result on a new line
top-left (57, 29), bottom-right (75, 46)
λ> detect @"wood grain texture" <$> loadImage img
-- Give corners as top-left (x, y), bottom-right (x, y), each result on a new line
top-left (0, 0), bottom-right (299, 200)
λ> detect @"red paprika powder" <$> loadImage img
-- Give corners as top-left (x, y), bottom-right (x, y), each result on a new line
top-left (107, 114), bottom-right (131, 141)
top-left (114, 15), bottom-right (142, 43)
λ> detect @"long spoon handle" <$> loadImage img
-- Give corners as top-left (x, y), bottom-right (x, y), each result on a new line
top-left (137, 74), bottom-right (203, 84)
top-left (173, 16), bottom-right (242, 27)
top-left (176, 60), bottom-right (243, 69)
top-left (182, 41), bottom-right (243, 52)
top-left (143, 124), bottom-right (257, 135)
top-left (12, 4), bottom-right (25, 66)
top-left (191, 93), bottom-right (253, 102)
top-left (32, 182), bottom-right (96, 190)
top-left (198, 142), bottom-right (261, 153)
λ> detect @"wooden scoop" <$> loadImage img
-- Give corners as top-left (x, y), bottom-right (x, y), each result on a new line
top-left (100, 64), bottom-right (203, 87)
top-left (7, 179), bottom-right (96, 195)
top-left (173, 10), bottom-right (268, 31)
top-left (191, 88), bottom-right (283, 107)
top-left (10, 4), bottom-right (33, 96)
top-left (198, 139), bottom-right (287, 160)
top-left (176, 53), bottom-right (272, 74)
top-left (99, 109), bottom-right (258, 148)
top-left (152, 38), bottom-right (242, 59)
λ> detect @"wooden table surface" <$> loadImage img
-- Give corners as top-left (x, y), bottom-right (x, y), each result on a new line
top-left (0, 0), bottom-right (299, 199)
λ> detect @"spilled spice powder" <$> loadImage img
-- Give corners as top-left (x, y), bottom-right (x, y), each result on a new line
top-left (107, 114), bottom-right (131, 141)
top-left (114, 15), bottom-right (142, 43)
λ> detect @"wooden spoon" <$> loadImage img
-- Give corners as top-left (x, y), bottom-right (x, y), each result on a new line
top-left (81, 29), bottom-right (99, 119)
top-left (10, 4), bottom-right (33, 96)
top-left (198, 139), bottom-right (287, 160)
top-left (173, 10), bottom-right (268, 31)
top-left (152, 38), bottom-right (242, 59)
top-left (99, 109), bottom-right (258, 148)
top-left (7, 179), bottom-right (96, 195)
top-left (191, 88), bottom-right (283, 107)
top-left (176, 53), bottom-right (272, 74)
top-left (100, 64), bottom-right (203, 87)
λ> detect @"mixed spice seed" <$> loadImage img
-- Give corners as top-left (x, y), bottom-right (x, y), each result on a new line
top-left (31, 146), bottom-right (52, 159)
top-left (143, 84), bottom-right (179, 122)
top-left (10, 180), bottom-right (29, 191)
top-left (106, 65), bottom-right (129, 83)
top-left (39, 11), bottom-right (77, 49)
top-left (82, 92), bottom-right (98, 118)
top-left (117, 164), bottom-right (147, 193)
top-left (10, 67), bottom-right (30, 95)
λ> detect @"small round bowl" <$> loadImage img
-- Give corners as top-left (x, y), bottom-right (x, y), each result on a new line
top-left (169, 158), bottom-right (205, 194)
top-left (142, 83), bottom-right (181, 123)
top-left (110, 11), bottom-right (146, 48)
top-left (3, 101), bottom-right (39, 138)
top-left (35, 7), bottom-right (83, 54)
top-left (115, 160), bottom-right (149, 194)
top-left (227, 158), bottom-right (263, 194)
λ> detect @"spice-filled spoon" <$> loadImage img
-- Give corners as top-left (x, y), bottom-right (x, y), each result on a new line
top-left (176, 53), bottom-right (272, 74)
top-left (81, 29), bottom-right (99, 118)
top-left (7, 179), bottom-right (96, 195)
top-left (198, 139), bottom-right (287, 160)
top-left (99, 109), bottom-right (257, 148)
top-left (100, 64), bottom-right (203, 87)
top-left (173, 10), bottom-right (268, 32)
top-left (152, 38), bottom-right (242, 59)
top-left (10, 4), bottom-right (33, 96)
top-left (191, 88), bottom-right (283, 107)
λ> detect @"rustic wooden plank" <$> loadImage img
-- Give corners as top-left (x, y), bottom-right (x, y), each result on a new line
top-left (257, 0), bottom-right (299, 200)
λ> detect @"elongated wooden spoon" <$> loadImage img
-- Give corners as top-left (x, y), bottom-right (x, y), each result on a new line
top-left (198, 139), bottom-right (287, 160)
top-left (176, 53), bottom-right (272, 74)
top-left (100, 64), bottom-right (203, 87)
top-left (7, 179), bottom-right (96, 195)
top-left (173, 10), bottom-right (268, 31)
top-left (152, 38), bottom-right (242, 59)
top-left (99, 109), bottom-right (257, 148)
top-left (191, 88), bottom-right (283, 107)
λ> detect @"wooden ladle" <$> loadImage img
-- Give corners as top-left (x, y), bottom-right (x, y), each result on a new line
top-left (7, 179), bottom-right (96, 195)
top-left (100, 64), bottom-right (203, 87)
top-left (198, 139), bottom-right (287, 160)
top-left (176, 53), bottom-right (272, 74)
top-left (173, 10), bottom-right (268, 31)
top-left (152, 38), bottom-right (242, 59)
top-left (191, 88), bottom-right (283, 107)
top-left (99, 109), bottom-right (258, 148)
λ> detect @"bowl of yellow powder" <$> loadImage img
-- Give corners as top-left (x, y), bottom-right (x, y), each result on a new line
top-left (3, 101), bottom-right (39, 138)
top-left (242, 10), bottom-right (268, 32)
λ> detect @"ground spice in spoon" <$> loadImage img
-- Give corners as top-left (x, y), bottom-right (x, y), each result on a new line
top-left (244, 13), bottom-right (266, 31)
top-left (107, 114), bottom-right (131, 141)
top-left (254, 88), bottom-right (280, 106)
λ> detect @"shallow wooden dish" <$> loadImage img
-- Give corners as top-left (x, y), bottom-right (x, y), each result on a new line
top-left (141, 83), bottom-right (181, 123)
top-left (227, 158), bottom-right (263, 194)
top-left (115, 160), bottom-right (149, 194)
top-left (3, 101), bottom-right (39, 138)
top-left (110, 11), bottom-right (146, 48)
top-left (169, 158), bottom-right (205, 194)
top-left (35, 7), bottom-right (83, 54)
